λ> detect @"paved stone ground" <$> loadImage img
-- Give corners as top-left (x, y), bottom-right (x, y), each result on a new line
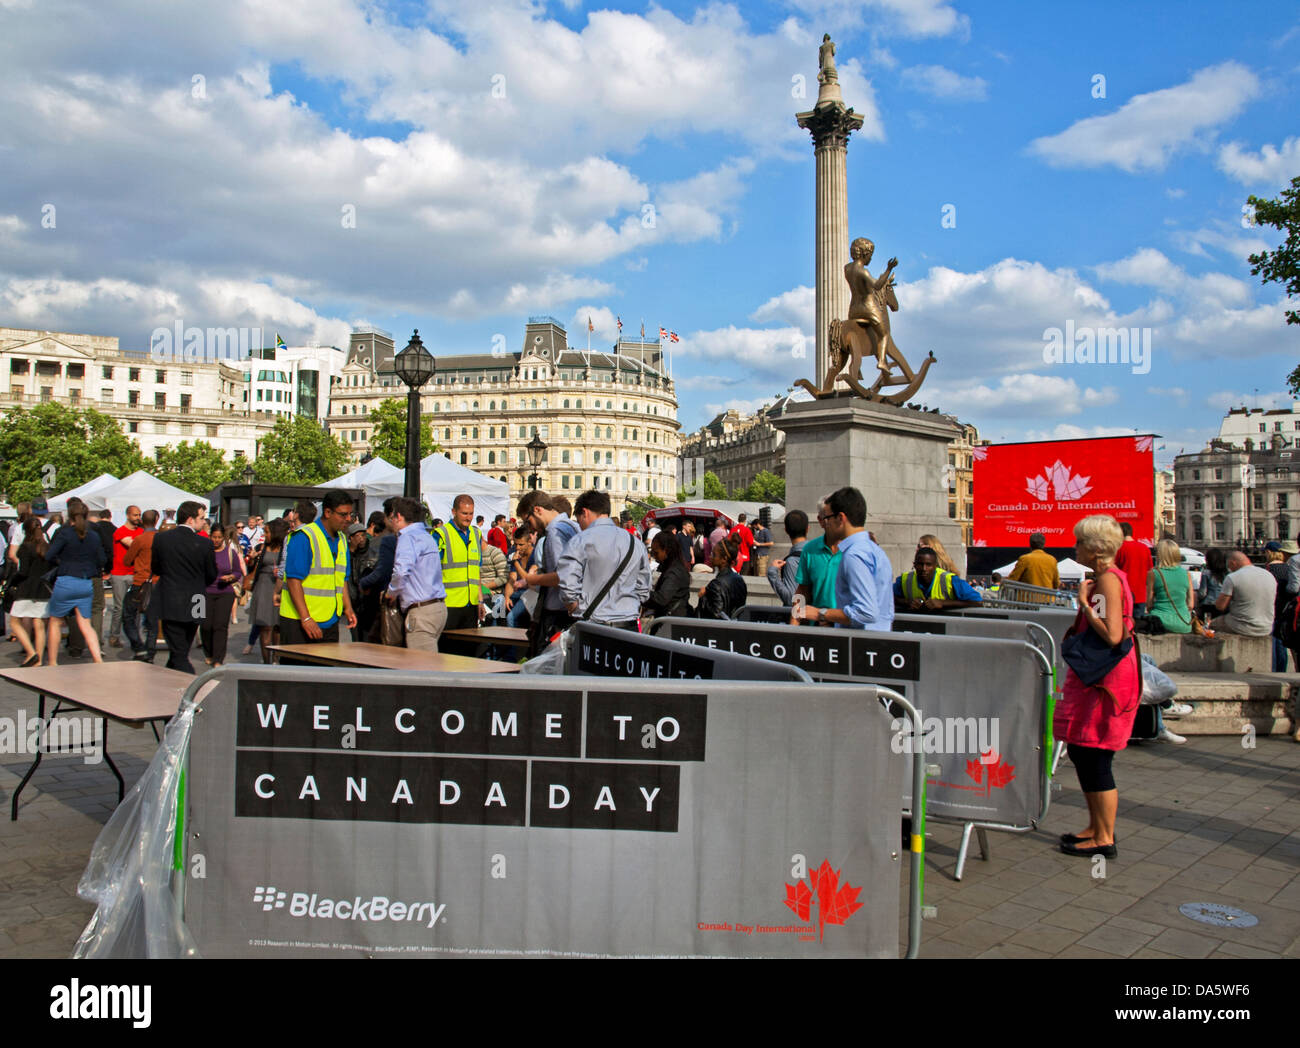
top-left (1, 619), bottom-right (1297, 959)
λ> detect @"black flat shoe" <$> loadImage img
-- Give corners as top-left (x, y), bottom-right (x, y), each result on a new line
top-left (1060, 832), bottom-right (1118, 845)
top-left (20, 653), bottom-right (39, 668)
top-left (1060, 841), bottom-right (1117, 858)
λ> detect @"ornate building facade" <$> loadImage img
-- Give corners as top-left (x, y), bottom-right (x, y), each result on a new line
top-left (327, 318), bottom-right (680, 515)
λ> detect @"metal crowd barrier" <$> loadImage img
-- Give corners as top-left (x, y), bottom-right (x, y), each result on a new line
top-left (982, 580), bottom-right (1077, 609)
top-left (75, 652), bottom-right (924, 959)
top-left (647, 617), bottom-right (1054, 883)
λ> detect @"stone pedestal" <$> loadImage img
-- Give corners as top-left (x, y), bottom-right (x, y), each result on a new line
top-left (772, 397), bottom-right (965, 574)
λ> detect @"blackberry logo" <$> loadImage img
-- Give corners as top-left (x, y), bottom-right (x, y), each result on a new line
top-left (253, 886), bottom-right (286, 911)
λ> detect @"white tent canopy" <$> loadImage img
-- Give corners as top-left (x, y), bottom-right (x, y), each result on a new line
top-left (47, 473), bottom-right (119, 514)
top-left (81, 470), bottom-right (207, 523)
top-left (419, 453), bottom-right (509, 524)
top-left (324, 457), bottom-right (404, 515)
top-left (993, 556), bottom-right (1088, 582)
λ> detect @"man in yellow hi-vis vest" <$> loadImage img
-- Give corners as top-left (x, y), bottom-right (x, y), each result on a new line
top-left (434, 493), bottom-right (484, 655)
top-left (280, 491), bottom-right (357, 655)
top-left (893, 546), bottom-right (983, 613)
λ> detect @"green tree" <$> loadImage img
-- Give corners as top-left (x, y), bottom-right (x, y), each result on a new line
top-left (1246, 177), bottom-right (1300, 394)
top-left (365, 397), bottom-right (438, 468)
top-left (735, 470), bottom-right (786, 504)
top-left (152, 441), bottom-right (244, 495)
top-left (676, 470), bottom-right (727, 502)
top-left (626, 494), bottom-right (666, 524)
top-left (253, 415), bottom-right (350, 485)
top-left (0, 403), bottom-right (147, 502)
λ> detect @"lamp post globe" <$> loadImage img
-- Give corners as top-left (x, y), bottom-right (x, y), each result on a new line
top-left (395, 329), bottom-right (436, 498)
top-left (526, 433), bottom-right (547, 492)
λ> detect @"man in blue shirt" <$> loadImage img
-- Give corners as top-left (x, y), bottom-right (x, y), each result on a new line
top-left (799, 487), bottom-right (893, 631)
top-left (895, 547), bottom-right (982, 612)
top-left (281, 490), bottom-right (354, 650)
top-left (386, 496), bottom-right (447, 652)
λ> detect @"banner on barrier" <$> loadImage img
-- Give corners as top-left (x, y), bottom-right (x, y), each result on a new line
top-left (649, 619), bottom-right (1048, 826)
top-left (183, 669), bottom-right (903, 958)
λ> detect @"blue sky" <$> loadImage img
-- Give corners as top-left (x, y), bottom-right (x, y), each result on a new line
top-left (0, 0), bottom-right (1296, 467)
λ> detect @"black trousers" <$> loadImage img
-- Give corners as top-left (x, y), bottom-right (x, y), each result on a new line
top-left (276, 615), bottom-right (340, 664)
top-left (439, 603), bottom-right (479, 656)
top-left (162, 620), bottom-right (200, 674)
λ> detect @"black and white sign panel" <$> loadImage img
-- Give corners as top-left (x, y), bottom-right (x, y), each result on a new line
top-left (183, 667), bottom-right (903, 958)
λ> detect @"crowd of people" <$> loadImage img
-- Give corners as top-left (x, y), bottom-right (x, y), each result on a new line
top-left (8, 483), bottom-right (1297, 872)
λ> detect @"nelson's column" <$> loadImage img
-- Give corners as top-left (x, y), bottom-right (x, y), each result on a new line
top-left (776, 35), bottom-right (964, 573)
top-left (797, 34), bottom-right (863, 382)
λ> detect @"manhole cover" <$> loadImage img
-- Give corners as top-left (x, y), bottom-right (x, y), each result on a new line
top-left (1179, 902), bottom-right (1258, 928)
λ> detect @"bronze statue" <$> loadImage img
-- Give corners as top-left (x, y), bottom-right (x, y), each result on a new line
top-left (818, 34), bottom-right (838, 84)
top-left (796, 236), bottom-right (935, 404)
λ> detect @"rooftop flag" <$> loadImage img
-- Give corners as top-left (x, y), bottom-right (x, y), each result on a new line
top-left (275, 333), bottom-right (286, 350)
top-left (659, 326), bottom-right (669, 340)
top-left (669, 331), bottom-right (680, 343)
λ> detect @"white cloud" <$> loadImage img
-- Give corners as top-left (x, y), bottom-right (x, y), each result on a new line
top-left (1165, 187), bottom-right (1186, 199)
top-left (750, 285), bottom-right (813, 328)
top-left (900, 64), bottom-right (988, 101)
top-left (0, 1), bottom-right (885, 345)
top-left (1217, 137), bottom-right (1300, 187)
top-left (701, 396), bottom-right (781, 418)
top-left (1172, 224), bottom-right (1272, 261)
top-left (1021, 423), bottom-right (1141, 441)
top-left (0, 274), bottom-right (351, 350)
top-left (1094, 248), bottom-right (1252, 308)
top-left (924, 373), bottom-right (1119, 417)
top-left (677, 324), bottom-right (812, 377)
top-left (1027, 62), bottom-right (1261, 173)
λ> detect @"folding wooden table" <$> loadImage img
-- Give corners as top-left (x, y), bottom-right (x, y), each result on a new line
top-left (2, 661), bottom-right (194, 820)
top-left (266, 642), bottom-right (520, 673)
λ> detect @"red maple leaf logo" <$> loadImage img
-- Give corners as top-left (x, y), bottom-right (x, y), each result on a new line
top-left (964, 750), bottom-right (1016, 795)
top-left (784, 860), bottom-right (864, 943)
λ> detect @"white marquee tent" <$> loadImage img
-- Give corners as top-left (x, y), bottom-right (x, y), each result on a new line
top-left (324, 458), bottom-right (404, 516)
top-left (419, 453), bottom-right (509, 524)
top-left (993, 556), bottom-right (1088, 582)
top-left (47, 473), bottom-right (119, 514)
top-left (81, 470), bottom-right (207, 523)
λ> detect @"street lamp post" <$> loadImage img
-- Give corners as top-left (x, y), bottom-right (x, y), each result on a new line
top-left (394, 330), bottom-right (436, 499)
top-left (526, 433), bottom-right (547, 492)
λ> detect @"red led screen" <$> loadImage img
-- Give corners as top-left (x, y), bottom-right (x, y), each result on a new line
top-left (973, 435), bottom-right (1155, 546)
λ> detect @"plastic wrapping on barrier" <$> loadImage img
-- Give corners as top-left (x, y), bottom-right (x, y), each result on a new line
top-left (73, 700), bottom-right (199, 959)
top-left (517, 630), bottom-right (571, 675)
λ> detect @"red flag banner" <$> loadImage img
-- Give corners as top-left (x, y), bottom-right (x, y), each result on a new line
top-left (973, 435), bottom-right (1155, 546)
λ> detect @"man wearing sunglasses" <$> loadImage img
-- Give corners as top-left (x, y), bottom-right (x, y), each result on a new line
top-left (799, 486), bottom-right (893, 631)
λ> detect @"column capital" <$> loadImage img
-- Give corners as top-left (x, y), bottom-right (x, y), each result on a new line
top-left (796, 103), bottom-right (865, 151)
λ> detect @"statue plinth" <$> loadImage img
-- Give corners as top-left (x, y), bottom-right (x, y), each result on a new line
top-left (771, 398), bottom-right (966, 574)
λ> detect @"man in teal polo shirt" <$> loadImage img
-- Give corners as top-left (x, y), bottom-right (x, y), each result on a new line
top-left (792, 527), bottom-right (841, 618)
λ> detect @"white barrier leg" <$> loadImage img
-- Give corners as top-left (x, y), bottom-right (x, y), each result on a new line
top-left (954, 822), bottom-right (974, 881)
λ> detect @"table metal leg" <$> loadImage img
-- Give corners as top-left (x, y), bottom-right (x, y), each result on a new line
top-left (100, 719), bottom-right (125, 802)
top-left (10, 692), bottom-right (46, 821)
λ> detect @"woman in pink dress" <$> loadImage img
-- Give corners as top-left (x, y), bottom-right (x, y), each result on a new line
top-left (1053, 514), bottom-right (1141, 859)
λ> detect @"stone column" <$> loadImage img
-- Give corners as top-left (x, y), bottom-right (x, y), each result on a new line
top-left (797, 103), bottom-right (863, 385)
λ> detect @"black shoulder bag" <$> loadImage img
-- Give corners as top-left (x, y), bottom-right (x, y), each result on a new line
top-left (581, 532), bottom-right (638, 623)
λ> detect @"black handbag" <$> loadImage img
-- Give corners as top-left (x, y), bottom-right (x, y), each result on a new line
top-left (1062, 623), bottom-right (1133, 686)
